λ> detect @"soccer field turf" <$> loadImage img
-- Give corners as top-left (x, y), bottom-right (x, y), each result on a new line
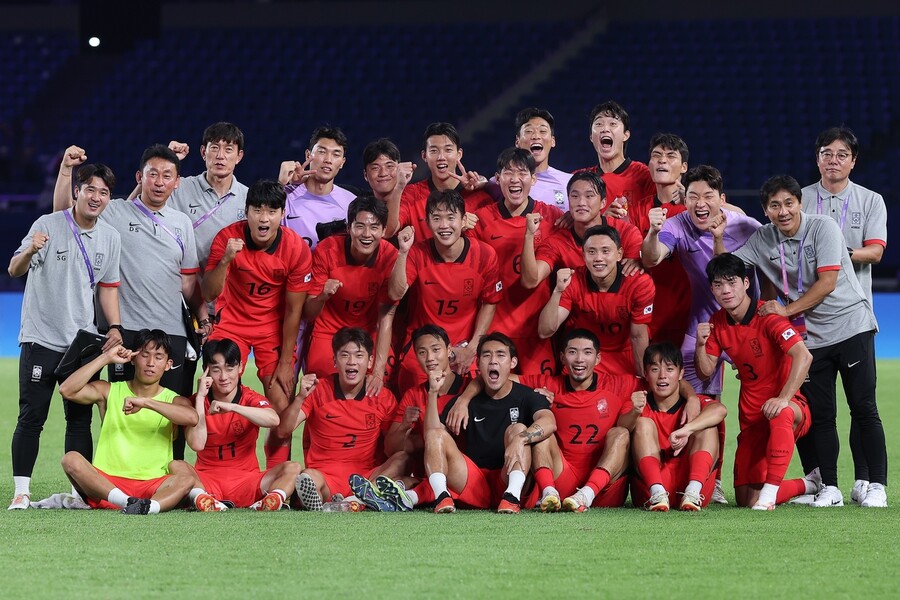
top-left (0, 359), bottom-right (898, 598)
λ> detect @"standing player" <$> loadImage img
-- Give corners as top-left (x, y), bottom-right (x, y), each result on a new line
top-left (303, 196), bottom-right (398, 390)
top-left (275, 328), bottom-right (404, 510)
top-left (801, 127), bottom-right (887, 505)
top-left (473, 148), bottom-right (563, 375)
top-left (630, 343), bottom-right (726, 511)
top-left (697, 253), bottom-right (820, 509)
top-left (539, 225), bottom-right (654, 377)
top-left (203, 180), bottom-right (312, 465)
top-left (183, 339), bottom-right (302, 511)
top-left (7, 160), bottom-right (122, 510)
top-left (360, 138), bottom-right (415, 238)
top-left (58, 330), bottom-right (199, 514)
top-left (389, 189), bottom-right (502, 392)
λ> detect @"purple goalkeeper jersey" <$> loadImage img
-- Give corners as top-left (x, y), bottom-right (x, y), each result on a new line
top-left (283, 183), bottom-right (357, 250)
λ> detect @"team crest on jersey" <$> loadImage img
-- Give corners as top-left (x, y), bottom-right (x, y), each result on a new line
top-left (804, 246), bottom-right (815, 260)
top-left (274, 269), bottom-right (285, 280)
top-left (463, 279), bottom-right (474, 296)
top-left (31, 365), bottom-right (42, 381)
top-left (237, 209), bottom-right (246, 221)
top-left (114, 363), bottom-right (124, 373)
top-left (175, 228), bottom-right (184, 241)
top-left (231, 421), bottom-right (246, 436)
top-left (509, 407), bottom-right (520, 423)
top-left (596, 398), bottom-right (609, 417)
top-left (617, 306), bottom-right (629, 320)
top-left (851, 212), bottom-right (861, 227)
top-left (93, 253), bottom-right (105, 268)
top-left (782, 328), bottom-right (796, 341)
top-left (368, 282), bottom-right (379, 296)
top-left (750, 338), bottom-right (763, 357)
top-left (365, 413), bottom-right (376, 430)
top-left (259, 400), bottom-right (270, 407)
top-left (554, 190), bottom-right (565, 205)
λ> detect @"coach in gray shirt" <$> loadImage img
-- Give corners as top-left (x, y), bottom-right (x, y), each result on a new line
top-left (8, 162), bottom-right (122, 510)
top-left (714, 174), bottom-right (886, 508)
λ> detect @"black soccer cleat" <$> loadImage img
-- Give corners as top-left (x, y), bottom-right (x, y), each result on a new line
top-left (122, 497), bottom-right (152, 515)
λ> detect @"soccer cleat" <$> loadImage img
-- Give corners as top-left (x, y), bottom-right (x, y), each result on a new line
top-left (711, 480), bottom-right (728, 504)
top-left (349, 474), bottom-right (396, 512)
top-left (122, 497), bottom-right (151, 515)
top-left (375, 475), bottom-right (414, 512)
top-left (8, 494), bottom-right (30, 510)
top-left (804, 468), bottom-right (824, 496)
top-left (253, 492), bottom-right (284, 512)
top-left (497, 492), bottom-right (521, 514)
top-left (434, 492), bottom-right (456, 514)
top-left (811, 485), bottom-right (844, 508)
top-left (751, 501), bottom-right (775, 511)
top-left (538, 488), bottom-right (561, 513)
top-left (645, 490), bottom-right (670, 512)
top-left (679, 490), bottom-right (704, 512)
top-left (851, 479), bottom-right (869, 505)
top-left (787, 494), bottom-right (816, 505)
top-left (296, 473), bottom-right (324, 511)
top-left (562, 490), bottom-right (590, 513)
top-left (194, 493), bottom-right (226, 512)
top-left (860, 483), bottom-right (887, 508)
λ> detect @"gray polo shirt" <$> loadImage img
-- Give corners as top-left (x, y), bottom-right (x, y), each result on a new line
top-left (169, 172), bottom-right (248, 269)
top-left (17, 209), bottom-right (121, 352)
top-left (733, 212), bottom-right (876, 349)
top-left (801, 180), bottom-right (887, 305)
top-left (101, 198), bottom-right (200, 337)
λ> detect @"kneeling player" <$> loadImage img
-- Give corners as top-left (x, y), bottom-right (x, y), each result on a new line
top-left (182, 339), bottom-right (303, 510)
top-left (58, 330), bottom-right (198, 514)
top-left (697, 254), bottom-right (820, 509)
top-left (276, 327), bottom-right (405, 510)
top-left (630, 343), bottom-right (726, 511)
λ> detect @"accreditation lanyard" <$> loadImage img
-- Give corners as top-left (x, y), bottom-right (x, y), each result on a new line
top-left (816, 189), bottom-right (851, 230)
top-left (779, 231), bottom-right (808, 297)
top-left (63, 209), bottom-right (95, 289)
top-left (192, 193), bottom-right (232, 230)
top-left (132, 199), bottom-right (185, 257)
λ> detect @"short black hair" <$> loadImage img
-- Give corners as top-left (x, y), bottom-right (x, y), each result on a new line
top-left (425, 189), bottom-right (465, 218)
top-left (139, 144), bottom-right (180, 175)
top-left (705, 252), bottom-right (749, 284)
top-left (583, 224), bottom-right (622, 249)
top-left (684, 165), bottom-right (724, 194)
top-left (74, 164), bottom-right (115, 193)
top-left (589, 100), bottom-right (630, 132)
top-left (362, 138), bottom-right (401, 167)
top-left (643, 342), bottom-right (683, 370)
top-left (347, 195), bottom-right (388, 228)
top-left (561, 328), bottom-right (600, 352)
top-left (515, 108), bottom-right (555, 135)
top-left (815, 126), bottom-right (859, 160)
top-left (246, 179), bottom-right (286, 211)
top-left (422, 122), bottom-right (461, 151)
top-left (567, 171), bottom-right (607, 199)
top-left (412, 324), bottom-right (451, 348)
top-left (202, 338), bottom-right (243, 368)
top-left (477, 332), bottom-right (517, 359)
top-left (332, 327), bottom-right (374, 356)
top-left (649, 133), bottom-right (689, 164)
top-left (310, 126), bottom-right (348, 153)
top-left (202, 122), bottom-right (244, 152)
top-left (131, 329), bottom-right (173, 358)
top-left (496, 147), bottom-right (536, 175)
top-left (759, 174), bottom-right (802, 208)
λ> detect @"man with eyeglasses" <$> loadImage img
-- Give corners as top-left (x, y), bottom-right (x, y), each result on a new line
top-left (800, 126), bottom-right (887, 506)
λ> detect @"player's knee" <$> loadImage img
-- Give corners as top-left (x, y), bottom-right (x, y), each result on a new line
top-left (424, 426), bottom-right (449, 447)
top-left (169, 473), bottom-right (195, 493)
top-left (283, 461), bottom-right (303, 477)
top-left (60, 451), bottom-right (85, 475)
top-left (633, 416), bottom-right (657, 438)
top-left (607, 426), bottom-right (630, 449)
top-left (692, 425), bottom-right (718, 446)
top-left (504, 422), bottom-right (526, 442)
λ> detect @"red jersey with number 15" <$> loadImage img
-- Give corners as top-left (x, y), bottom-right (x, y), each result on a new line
top-left (194, 385), bottom-right (271, 473)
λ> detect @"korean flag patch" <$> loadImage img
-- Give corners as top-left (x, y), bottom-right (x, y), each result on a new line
top-left (304, 272), bottom-right (312, 283)
top-left (643, 304), bottom-right (653, 315)
top-left (782, 328), bottom-right (796, 341)
top-left (495, 281), bottom-right (503, 293)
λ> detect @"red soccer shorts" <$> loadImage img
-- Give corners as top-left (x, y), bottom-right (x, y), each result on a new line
top-left (196, 467), bottom-right (267, 508)
top-left (448, 455), bottom-right (506, 509)
top-left (733, 396), bottom-right (811, 487)
top-left (523, 456), bottom-right (628, 508)
top-left (209, 324), bottom-right (291, 380)
top-left (630, 454), bottom-right (716, 508)
top-left (306, 462), bottom-right (376, 499)
top-left (86, 469), bottom-right (170, 510)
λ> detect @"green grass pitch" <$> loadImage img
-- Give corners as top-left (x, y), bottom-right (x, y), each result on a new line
top-left (0, 358), bottom-right (898, 598)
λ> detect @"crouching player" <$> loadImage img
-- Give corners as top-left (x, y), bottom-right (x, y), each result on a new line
top-left (630, 343), bottom-right (726, 511)
top-left (58, 330), bottom-right (198, 514)
top-left (696, 254), bottom-right (820, 509)
top-left (181, 339), bottom-right (302, 511)
top-left (276, 327), bottom-right (406, 510)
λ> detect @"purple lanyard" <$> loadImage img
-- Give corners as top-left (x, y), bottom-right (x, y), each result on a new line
top-left (132, 199), bottom-right (185, 257)
top-left (816, 189), bottom-right (851, 230)
top-left (63, 209), bottom-right (95, 289)
top-left (192, 193), bottom-right (232, 230)
top-left (779, 231), bottom-right (808, 297)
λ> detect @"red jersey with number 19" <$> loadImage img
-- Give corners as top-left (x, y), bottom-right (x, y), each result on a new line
top-left (194, 386), bottom-right (271, 473)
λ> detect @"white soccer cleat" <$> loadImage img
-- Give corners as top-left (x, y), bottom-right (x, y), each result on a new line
top-left (8, 494), bottom-right (30, 510)
top-left (711, 480), bottom-right (728, 504)
top-left (811, 485), bottom-right (844, 508)
top-left (851, 479), bottom-right (869, 505)
top-left (787, 494), bottom-right (816, 505)
top-left (804, 468), bottom-right (824, 495)
top-left (538, 488), bottom-right (561, 513)
top-left (860, 483), bottom-right (887, 508)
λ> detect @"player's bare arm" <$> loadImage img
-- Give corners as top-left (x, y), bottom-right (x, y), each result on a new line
top-left (678, 380), bottom-right (702, 425)
top-left (709, 212), bottom-right (728, 255)
top-left (762, 342), bottom-right (813, 420)
top-left (617, 390), bottom-right (647, 431)
top-left (520, 213), bottom-right (551, 289)
top-left (388, 226), bottom-right (414, 301)
top-left (271, 290), bottom-right (307, 404)
top-left (630, 322), bottom-right (650, 376)
top-left (538, 267), bottom-right (572, 338)
top-left (96, 285), bottom-right (124, 350)
top-left (640, 206), bottom-right (670, 268)
top-left (182, 272), bottom-right (211, 339)
top-left (8, 231), bottom-right (49, 278)
top-left (848, 243), bottom-right (884, 265)
top-left (693, 323), bottom-right (717, 380)
top-left (450, 304), bottom-right (496, 375)
top-left (519, 409), bottom-right (556, 445)
top-left (302, 278), bottom-right (342, 319)
top-left (52, 145), bottom-right (87, 212)
top-left (384, 405), bottom-right (422, 455)
top-left (210, 398), bottom-right (279, 427)
top-left (383, 161), bottom-right (415, 238)
top-left (274, 374), bottom-right (316, 438)
top-left (423, 369), bottom-right (446, 432)
top-left (202, 237), bottom-right (245, 301)
top-left (186, 367), bottom-right (213, 451)
top-left (366, 303), bottom-right (396, 396)
top-left (59, 345), bottom-right (129, 405)
top-left (669, 401), bottom-right (727, 455)
top-left (124, 395), bottom-right (199, 427)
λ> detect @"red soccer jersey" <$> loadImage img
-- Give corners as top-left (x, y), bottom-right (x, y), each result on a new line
top-left (574, 159), bottom-right (657, 213)
top-left (534, 216), bottom-right (642, 271)
top-left (399, 179), bottom-right (495, 241)
top-left (705, 301), bottom-right (805, 428)
top-left (194, 385), bottom-right (272, 473)
top-left (309, 234), bottom-right (398, 338)
top-left (301, 375), bottom-right (397, 469)
top-left (404, 237), bottom-right (502, 345)
top-left (393, 374), bottom-right (468, 437)
top-left (641, 394), bottom-right (719, 456)
top-left (559, 266), bottom-right (655, 376)
top-left (207, 222), bottom-right (313, 331)
top-left (473, 198), bottom-right (563, 338)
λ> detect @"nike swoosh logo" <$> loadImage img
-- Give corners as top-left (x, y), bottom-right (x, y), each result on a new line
top-left (473, 416), bottom-right (485, 422)
top-left (286, 215), bottom-right (301, 220)
top-left (236, 267), bottom-right (253, 272)
top-left (490, 234), bottom-right (503, 240)
top-left (128, 222), bottom-right (141, 227)
top-left (554, 405), bottom-right (578, 410)
top-left (847, 361), bottom-right (861, 368)
top-left (424, 280), bottom-right (438, 285)
top-left (56, 250), bottom-right (68, 255)
top-left (325, 414), bottom-right (338, 419)
top-left (769, 256), bottom-right (780, 261)
top-left (188, 203), bottom-right (201, 209)
top-left (687, 248), bottom-right (701, 253)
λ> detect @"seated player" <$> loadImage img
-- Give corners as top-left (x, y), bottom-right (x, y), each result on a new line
top-left (181, 339), bottom-right (303, 511)
top-left (275, 327), bottom-right (405, 510)
top-left (696, 254), bottom-right (821, 509)
top-left (397, 333), bottom-right (557, 513)
top-left (539, 225), bottom-right (654, 377)
top-left (58, 330), bottom-right (199, 514)
top-left (202, 179), bottom-right (312, 465)
top-left (303, 196), bottom-right (398, 390)
top-left (630, 343), bottom-right (727, 511)
top-left (389, 189), bottom-right (502, 392)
